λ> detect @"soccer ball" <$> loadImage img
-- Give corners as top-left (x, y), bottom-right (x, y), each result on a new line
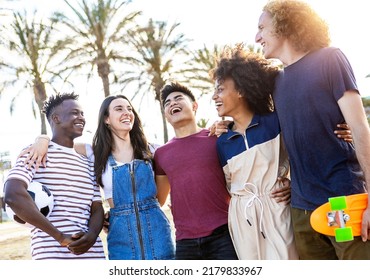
top-left (5, 181), bottom-right (54, 227)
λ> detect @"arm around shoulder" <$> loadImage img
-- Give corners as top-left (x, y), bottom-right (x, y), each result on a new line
top-left (155, 175), bottom-right (170, 207)
top-left (18, 134), bottom-right (50, 170)
top-left (338, 91), bottom-right (370, 190)
top-left (338, 91), bottom-right (370, 241)
top-left (74, 142), bottom-right (88, 157)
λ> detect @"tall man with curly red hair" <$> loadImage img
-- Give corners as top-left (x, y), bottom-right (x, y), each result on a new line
top-left (255, 0), bottom-right (370, 259)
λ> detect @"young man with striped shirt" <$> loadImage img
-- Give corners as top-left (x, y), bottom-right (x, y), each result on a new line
top-left (4, 93), bottom-right (106, 260)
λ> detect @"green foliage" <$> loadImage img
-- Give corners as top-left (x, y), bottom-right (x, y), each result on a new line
top-left (117, 18), bottom-right (192, 142)
top-left (186, 43), bottom-right (269, 96)
top-left (0, 10), bottom-right (69, 133)
top-left (362, 97), bottom-right (370, 107)
top-left (185, 44), bottom-right (222, 94)
top-left (363, 97), bottom-right (370, 125)
top-left (119, 18), bottom-right (192, 101)
top-left (0, 152), bottom-right (11, 171)
top-left (52, 0), bottom-right (142, 97)
top-left (197, 118), bottom-right (209, 128)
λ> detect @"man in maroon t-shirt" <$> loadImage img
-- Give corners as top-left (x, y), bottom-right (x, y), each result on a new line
top-left (154, 82), bottom-right (237, 260)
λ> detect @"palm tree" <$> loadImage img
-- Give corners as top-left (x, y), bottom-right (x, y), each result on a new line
top-left (52, 0), bottom-right (141, 97)
top-left (0, 10), bottom-right (69, 134)
top-left (185, 44), bottom-right (222, 95)
top-left (117, 18), bottom-right (192, 143)
top-left (185, 43), bottom-right (264, 96)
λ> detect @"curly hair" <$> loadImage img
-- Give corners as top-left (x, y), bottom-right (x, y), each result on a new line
top-left (263, 0), bottom-right (330, 52)
top-left (92, 95), bottom-right (151, 188)
top-left (210, 44), bottom-right (279, 115)
top-left (42, 92), bottom-right (79, 122)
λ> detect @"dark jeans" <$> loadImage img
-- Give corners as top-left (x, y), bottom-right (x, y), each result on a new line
top-left (175, 224), bottom-right (238, 260)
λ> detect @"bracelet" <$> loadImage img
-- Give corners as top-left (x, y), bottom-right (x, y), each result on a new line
top-left (36, 135), bottom-right (50, 141)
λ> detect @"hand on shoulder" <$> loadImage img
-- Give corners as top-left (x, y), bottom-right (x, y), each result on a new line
top-left (208, 119), bottom-right (231, 137)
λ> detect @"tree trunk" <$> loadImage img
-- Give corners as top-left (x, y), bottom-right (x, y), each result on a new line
top-left (159, 103), bottom-right (168, 143)
top-left (97, 57), bottom-right (110, 97)
top-left (154, 81), bottom-right (168, 143)
top-left (33, 79), bottom-right (47, 134)
top-left (100, 71), bottom-right (110, 97)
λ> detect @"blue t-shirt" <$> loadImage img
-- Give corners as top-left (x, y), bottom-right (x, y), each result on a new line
top-left (274, 47), bottom-right (366, 210)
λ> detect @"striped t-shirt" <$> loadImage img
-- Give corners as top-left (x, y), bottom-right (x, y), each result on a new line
top-left (5, 141), bottom-right (106, 260)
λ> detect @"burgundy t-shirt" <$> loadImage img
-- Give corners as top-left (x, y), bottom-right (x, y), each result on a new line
top-left (154, 129), bottom-right (230, 241)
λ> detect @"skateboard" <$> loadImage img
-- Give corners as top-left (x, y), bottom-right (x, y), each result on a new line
top-left (310, 193), bottom-right (368, 242)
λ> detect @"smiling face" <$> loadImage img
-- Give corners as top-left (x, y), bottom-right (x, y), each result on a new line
top-left (255, 11), bottom-right (284, 60)
top-left (53, 99), bottom-right (85, 139)
top-left (163, 91), bottom-right (198, 128)
top-left (212, 78), bottom-right (243, 119)
top-left (105, 98), bottom-right (135, 134)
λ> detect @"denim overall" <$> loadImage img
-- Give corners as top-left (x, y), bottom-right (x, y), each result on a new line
top-left (107, 156), bottom-right (175, 260)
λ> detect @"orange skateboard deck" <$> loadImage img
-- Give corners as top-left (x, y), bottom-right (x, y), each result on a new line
top-left (310, 193), bottom-right (368, 242)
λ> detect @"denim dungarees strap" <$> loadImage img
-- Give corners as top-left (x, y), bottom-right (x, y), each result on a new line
top-left (107, 155), bottom-right (174, 260)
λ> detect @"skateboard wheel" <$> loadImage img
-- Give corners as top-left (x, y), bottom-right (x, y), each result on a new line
top-left (335, 227), bottom-right (354, 242)
top-left (343, 213), bottom-right (350, 222)
top-left (329, 196), bottom-right (347, 211)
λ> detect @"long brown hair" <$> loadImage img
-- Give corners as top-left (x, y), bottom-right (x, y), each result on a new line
top-left (92, 95), bottom-right (151, 187)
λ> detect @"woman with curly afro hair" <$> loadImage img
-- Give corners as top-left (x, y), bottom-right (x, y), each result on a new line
top-left (210, 44), bottom-right (298, 260)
